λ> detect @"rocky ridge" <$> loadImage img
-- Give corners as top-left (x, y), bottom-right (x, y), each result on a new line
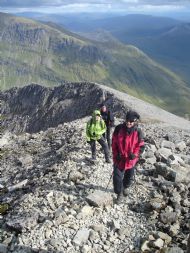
top-left (0, 82), bottom-right (126, 133)
top-left (0, 121), bottom-right (190, 252)
top-left (0, 83), bottom-right (190, 252)
top-left (1, 82), bottom-right (190, 134)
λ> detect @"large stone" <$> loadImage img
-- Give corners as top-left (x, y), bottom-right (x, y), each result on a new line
top-left (17, 154), bottom-right (33, 167)
top-left (0, 244), bottom-right (8, 253)
top-left (77, 206), bottom-right (94, 218)
top-left (170, 191), bottom-right (181, 206)
top-left (166, 133), bottom-right (181, 144)
top-left (169, 165), bottom-right (190, 183)
top-left (7, 179), bottom-right (28, 192)
top-left (160, 211), bottom-right (178, 224)
top-left (0, 132), bottom-right (12, 148)
top-left (154, 163), bottom-right (176, 182)
top-left (152, 238), bottom-right (164, 249)
top-left (181, 155), bottom-right (190, 165)
top-left (157, 231), bottom-right (172, 244)
top-left (146, 157), bottom-right (157, 164)
top-left (90, 224), bottom-right (106, 233)
top-left (68, 171), bottom-right (84, 183)
top-left (141, 240), bottom-right (150, 252)
top-left (81, 245), bottom-right (91, 253)
top-left (6, 214), bottom-right (38, 232)
top-left (161, 140), bottom-right (175, 150)
top-left (54, 208), bottom-right (69, 225)
top-left (169, 223), bottom-right (180, 236)
top-left (160, 247), bottom-right (184, 253)
top-left (144, 149), bottom-right (156, 158)
top-left (86, 190), bottom-right (113, 207)
top-left (73, 228), bottom-right (90, 246)
top-left (157, 148), bottom-right (172, 161)
top-left (168, 155), bottom-right (185, 166)
top-left (150, 197), bottom-right (166, 210)
top-left (175, 141), bottom-right (186, 151)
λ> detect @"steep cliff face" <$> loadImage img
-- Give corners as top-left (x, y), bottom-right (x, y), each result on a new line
top-left (2, 23), bottom-right (48, 46)
top-left (0, 13), bottom-right (104, 62)
top-left (0, 82), bottom-right (126, 133)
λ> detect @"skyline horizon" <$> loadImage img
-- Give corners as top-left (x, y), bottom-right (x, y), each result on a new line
top-left (0, 0), bottom-right (190, 19)
top-left (1, 9), bottom-right (190, 22)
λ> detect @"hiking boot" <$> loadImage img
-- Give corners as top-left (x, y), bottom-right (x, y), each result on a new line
top-left (123, 188), bottom-right (129, 196)
top-left (106, 158), bottom-right (111, 163)
top-left (116, 193), bottom-right (124, 204)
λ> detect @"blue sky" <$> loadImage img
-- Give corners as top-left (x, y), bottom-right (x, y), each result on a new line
top-left (0, 0), bottom-right (190, 14)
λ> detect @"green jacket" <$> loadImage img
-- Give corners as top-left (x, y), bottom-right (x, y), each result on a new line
top-left (86, 110), bottom-right (106, 141)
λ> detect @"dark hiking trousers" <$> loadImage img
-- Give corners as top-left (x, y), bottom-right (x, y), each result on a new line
top-left (103, 126), bottom-right (111, 149)
top-left (89, 137), bottom-right (110, 161)
top-left (113, 165), bottom-right (135, 194)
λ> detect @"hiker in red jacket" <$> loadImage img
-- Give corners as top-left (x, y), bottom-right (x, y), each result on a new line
top-left (112, 110), bottom-right (145, 203)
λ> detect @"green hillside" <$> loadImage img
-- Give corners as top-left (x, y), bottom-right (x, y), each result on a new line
top-left (0, 12), bottom-right (190, 117)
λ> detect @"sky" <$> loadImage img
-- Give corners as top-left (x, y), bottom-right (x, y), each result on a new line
top-left (0, 0), bottom-right (190, 15)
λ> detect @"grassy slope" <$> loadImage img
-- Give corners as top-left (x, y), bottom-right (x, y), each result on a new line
top-left (0, 12), bottom-right (190, 117)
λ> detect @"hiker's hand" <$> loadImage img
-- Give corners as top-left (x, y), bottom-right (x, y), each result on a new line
top-left (129, 153), bottom-right (136, 160)
top-left (116, 154), bottom-right (127, 161)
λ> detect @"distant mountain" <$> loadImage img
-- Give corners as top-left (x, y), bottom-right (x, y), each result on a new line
top-left (68, 14), bottom-right (180, 35)
top-left (1, 12), bottom-right (190, 117)
top-left (103, 19), bottom-right (190, 85)
top-left (127, 22), bottom-right (190, 83)
top-left (16, 13), bottom-right (190, 82)
top-left (59, 14), bottom-right (190, 86)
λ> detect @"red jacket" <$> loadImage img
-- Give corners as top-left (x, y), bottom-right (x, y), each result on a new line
top-left (112, 124), bottom-right (144, 170)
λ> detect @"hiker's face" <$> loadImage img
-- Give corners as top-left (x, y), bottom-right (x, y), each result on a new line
top-left (96, 114), bottom-right (101, 121)
top-left (126, 120), bottom-right (135, 128)
top-left (101, 106), bottom-right (106, 112)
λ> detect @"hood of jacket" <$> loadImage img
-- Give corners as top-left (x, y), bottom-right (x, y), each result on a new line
top-left (92, 110), bottom-right (101, 121)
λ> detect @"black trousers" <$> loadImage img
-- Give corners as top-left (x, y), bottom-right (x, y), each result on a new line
top-left (113, 165), bottom-right (135, 194)
top-left (89, 137), bottom-right (110, 160)
top-left (103, 126), bottom-right (111, 149)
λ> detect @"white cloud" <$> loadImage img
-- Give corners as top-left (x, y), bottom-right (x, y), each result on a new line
top-left (0, 0), bottom-right (190, 13)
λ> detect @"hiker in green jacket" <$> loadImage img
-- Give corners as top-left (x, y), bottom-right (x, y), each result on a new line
top-left (86, 110), bottom-right (111, 163)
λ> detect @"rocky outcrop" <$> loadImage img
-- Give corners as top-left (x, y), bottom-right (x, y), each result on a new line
top-left (0, 82), bottom-right (126, 133)
top-left (1, 82), bottom-right (190, 134)
top-left (0, 16), bottom-right (105, 63)
top-left (2, 23), bottom-right (49, 47)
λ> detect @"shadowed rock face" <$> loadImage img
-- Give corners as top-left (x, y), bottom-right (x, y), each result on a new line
top-left (0, 82), bottom-right (126, 133)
